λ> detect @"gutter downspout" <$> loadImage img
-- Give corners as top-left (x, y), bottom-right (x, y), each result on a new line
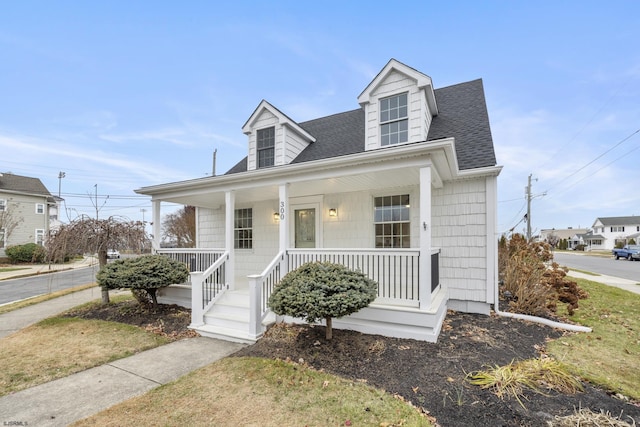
top-left (494, 281), bottom-right (592, 333)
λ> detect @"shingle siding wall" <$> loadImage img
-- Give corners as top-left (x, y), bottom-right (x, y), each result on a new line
top-left (197, 207), bottom-right (224, 248)
top-left (284, 126), bottom-right (310, 164)
top-left (431, 179), bottom-right (488, 303)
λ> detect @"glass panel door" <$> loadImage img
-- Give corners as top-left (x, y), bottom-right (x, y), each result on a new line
top-left (295, 208), bottom-right (316, 248)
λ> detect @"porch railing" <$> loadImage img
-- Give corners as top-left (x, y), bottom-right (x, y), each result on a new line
top-left (248, 251), bottom-right (286, 339)
top-left (189, 252), bottom-right (229, 327)
top-left (287, 248), bottom-right (421, 304)
top-left (155, 248), bottom-right (225, 273)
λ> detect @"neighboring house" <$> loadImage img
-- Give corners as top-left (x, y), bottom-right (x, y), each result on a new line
top-left (0, 172), bottom-right (57, 257)
top-left (570, 232), bottom-right (605, 251)
top-left (539, 228), bottom-right (587, 249)
top-left (591, 216), bottom-right (640, 249)
top-left (136, 59), bottom-right (502, 343)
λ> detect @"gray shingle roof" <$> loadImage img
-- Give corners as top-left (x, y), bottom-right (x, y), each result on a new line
top-left (595, 216), bottom-right (640, 226)
top-left (0, 173), bottom-right (52, 196)
top-left (225, 78), bottom-right (496, 174)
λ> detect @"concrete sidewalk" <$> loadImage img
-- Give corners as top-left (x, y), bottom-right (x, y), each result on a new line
top-left (566, 270), bottom-right (640, 295)
top-left (0, 337), bottom-right (244, 426)
top-left (0, 282), bottom-right (245, 426)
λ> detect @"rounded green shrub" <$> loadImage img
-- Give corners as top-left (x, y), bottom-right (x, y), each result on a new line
top-left (96, 255), bottom-right (189, 307)
top-left (5, 243), bottom-right (46, 264)
top-left (268, 261), bottom-right (378, 339)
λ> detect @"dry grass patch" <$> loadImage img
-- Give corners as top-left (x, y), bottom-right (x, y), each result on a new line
top-left (72, 357), bottom-right (432, 427)
top-left (468, 357), bottom-right (582, 408)
top-left (548, 407), bottom-right (636, 426)
top-left (547, 279), bottom-right (640, 400)
top-left (0, 316), bottom-right (169, 396)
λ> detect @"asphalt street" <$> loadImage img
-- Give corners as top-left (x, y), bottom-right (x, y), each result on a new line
top-left (553, 251), bottom-right (639, 282)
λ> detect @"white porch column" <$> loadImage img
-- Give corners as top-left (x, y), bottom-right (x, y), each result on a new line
top-left (151, 200), bottom-right (161, 252)
top-left (225, 191), bottom-right (235, 290)
top-left (279, 183), bottom-right (290, 276)
top-left (419, 166), bottom-right (432, 310)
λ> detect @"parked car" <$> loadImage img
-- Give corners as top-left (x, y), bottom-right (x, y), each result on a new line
top-left (612, 245), bottom-right (640, 261)
top-left (107, 249), bottom-right (120, 259)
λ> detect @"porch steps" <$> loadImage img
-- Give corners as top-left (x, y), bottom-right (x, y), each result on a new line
top-left (193, 289), bottom-right (274, 344)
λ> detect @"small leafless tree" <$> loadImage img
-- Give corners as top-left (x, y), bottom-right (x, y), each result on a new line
top-left (162, 205), bottom-right (195, 248)
top-left (47, 215), bottom-right (149, 304)
top-left (0, 198), bottom-right (25, 246)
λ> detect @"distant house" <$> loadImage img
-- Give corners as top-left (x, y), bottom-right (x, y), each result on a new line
top-left (591, 216), bottom-right (640, 249)
top-left (539, 228), bottom-right (587, 249)
top-left (0, 173), bottom-right (58, 257)
top-left (136, 59), bottom-right (502, 343)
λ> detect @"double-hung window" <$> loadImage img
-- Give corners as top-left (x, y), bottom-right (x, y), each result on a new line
top-left (0, 199), bottom-right (6, 212)
top-left (380, 93), bottom-right (408, 146)
top-left (36, 203), bottom-right (44, 214)
top-left (374, 194), bottom-right (410, 248)
top-left (234, 208), bottom-right (253, 249)
top-left (257, 127), bottom-right (275, 168)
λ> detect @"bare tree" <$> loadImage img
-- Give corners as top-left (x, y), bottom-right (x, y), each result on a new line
top-left (0, 198), bottom-right (25, 246)
top-left (47, 215), bottom-right (149, 304)
top-left (161, 205), bottom-right (196, 248)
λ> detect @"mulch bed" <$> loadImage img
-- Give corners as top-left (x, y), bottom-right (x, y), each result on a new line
top-left (68, 301), bottom-right (640, 426)
top-left (234, 312), bottom-right (640, 427)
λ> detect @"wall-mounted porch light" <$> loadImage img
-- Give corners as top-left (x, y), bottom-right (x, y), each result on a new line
top-left (273, 212), bottom-right (280, 221)
top-left (329, 208), bottom-right (338, 217)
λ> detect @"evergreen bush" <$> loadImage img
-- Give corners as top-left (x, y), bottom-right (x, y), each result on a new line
top-left (5, 243), bottom-right (46, 264)
top-left (268, 261), bottom-right (378, 339)
top-left (96, 255), bottom-right (189, 308)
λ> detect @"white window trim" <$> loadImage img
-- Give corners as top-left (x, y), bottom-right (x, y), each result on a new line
top-left (373, 193), bottom-right (411, 249)
top-left (0, 199), bottom-right (6, 212)
top-left (234, 207), bottom-right (253, 250)
top-left (256, 127), bottom-right (275, 169)
top-left (35, 203), bottom-right (45, 214)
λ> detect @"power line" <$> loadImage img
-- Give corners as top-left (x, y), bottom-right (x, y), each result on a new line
top-left (544, 127), bottom-right (640, 195)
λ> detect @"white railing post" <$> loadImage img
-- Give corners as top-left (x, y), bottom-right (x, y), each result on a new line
top-left (248, 274), bottom-right (262, 339)
top-left (190, 271), bottom-right (204, 327)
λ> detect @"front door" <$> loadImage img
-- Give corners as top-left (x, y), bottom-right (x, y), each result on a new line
top-left (295, 208), bottom-right (316, 248)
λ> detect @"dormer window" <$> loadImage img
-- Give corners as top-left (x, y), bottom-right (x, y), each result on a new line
top-left (257, 127), bottom-right (275, 168)
top-left (380, 93), bottom-right (408, 146)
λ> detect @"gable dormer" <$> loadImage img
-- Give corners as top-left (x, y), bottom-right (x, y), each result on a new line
top-left (358, 59), bottom-right (438, 151)
top-left (242, 100), bottom-right (316, 171)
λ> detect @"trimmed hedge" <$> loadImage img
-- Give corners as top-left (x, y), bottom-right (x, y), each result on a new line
top-left (5, 243), bottom-right (46, 264)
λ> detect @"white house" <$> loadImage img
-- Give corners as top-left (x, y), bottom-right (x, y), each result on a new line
top-left (136, 59), bottom-right (502, 343)
top-left (0, 173), bottom-right (58, 257)
top-left (591, 216), bottom-right (640, 250)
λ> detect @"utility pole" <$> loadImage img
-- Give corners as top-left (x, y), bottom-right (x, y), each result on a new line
top-left (140, 208), bottom-right (146, 223)
top-left (57, 171), bottom-right (65, 197)
top-left (94, 184), bottom-right (98, 220)
top-left (526, 174), bottom-right (532, 241)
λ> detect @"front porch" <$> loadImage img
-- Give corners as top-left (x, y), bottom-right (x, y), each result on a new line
top-left (156, 247), bottom-right (447, 343)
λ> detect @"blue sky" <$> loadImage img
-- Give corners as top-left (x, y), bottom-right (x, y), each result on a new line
top-left (1, 1), bottom-right (639, 236)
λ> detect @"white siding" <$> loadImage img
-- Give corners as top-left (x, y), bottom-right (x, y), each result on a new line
top-left (284, 126), bottom-right (311, 164)
top-left (197, 207), bottom-right (224, 248)
top-left (431, 178), bottom-right (488, 303)
top-left (323, 186), bottom-right (418, 248)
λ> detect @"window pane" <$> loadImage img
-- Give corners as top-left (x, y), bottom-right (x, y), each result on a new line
top-left (373, 194), bottom-right (410, 248)
top-left (399, 106), bottom-right (407, 118)
top-left (381, 111), bottom-right (389, 122)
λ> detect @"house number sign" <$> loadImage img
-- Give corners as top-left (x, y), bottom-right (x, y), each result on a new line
top-left (279, 201), bottom-right (285, 220)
